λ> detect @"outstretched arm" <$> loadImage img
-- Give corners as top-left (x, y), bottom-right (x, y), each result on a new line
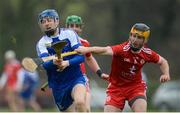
top-left (76, 46), bottom-right (113, 56)
top-left (158, 56), bottom-right (170, 83)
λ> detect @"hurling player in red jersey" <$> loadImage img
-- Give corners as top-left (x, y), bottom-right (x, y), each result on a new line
top-left (0, 50), bottom-right (21, 111)
top-left (66, 15), bottom-right (108, 112)
top-left (76, 23), bottom-right (170, 112)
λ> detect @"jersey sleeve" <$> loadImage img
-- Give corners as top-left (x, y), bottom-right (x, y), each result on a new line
top-left (69, 54), bottom-right (85, 66)
top-left (111, 44), bottom-right (123, 56)
top-left (146, 50), bottom-right (160, 63)
top-left (81, 39), bottom-right (91, 57)
top-left (36, 38), bottom-right (55, 70)
top-left (67, 30), bottom-right (81, 49)
top-left (36, 38), bottom-right (49, 57)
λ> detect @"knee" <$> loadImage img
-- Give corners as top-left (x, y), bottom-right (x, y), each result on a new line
top-left (133, 107), bottom-right (146, 112)
top-left (131, 100), bottom-right (147, 112)
top-left (74, 99), bottom-right (86, 112)
top-left (74, 99), bottom-right (86, 108)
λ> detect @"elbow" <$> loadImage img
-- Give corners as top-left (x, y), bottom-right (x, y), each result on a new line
top-left (162, 57), bottom-right (168, 65)
top-left (159, 57), bottom-right (169, 68)
top-left (85, 55), bottom-right (92, 61)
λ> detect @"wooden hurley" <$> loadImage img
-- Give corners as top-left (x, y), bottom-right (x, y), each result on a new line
top-left (22, 51), bottom-right (77, 72)
top-left (22, 41), bottom-right (77, 72)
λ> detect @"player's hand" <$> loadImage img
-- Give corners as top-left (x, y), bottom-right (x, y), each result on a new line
top-left (53, 58), bottom-right (62, 65)
top-left (75, 46), bottom-right (89, 54)
top-left (41, 87), bottom-right (46, 92)
top-left (101, 73), bottom-right (109, 81)
top-left (53, 58), bottom-right (68, 71)
top-left (160, 74), bottom-right (170, 83)
top-left (58, 60), bottom-right (69, 71)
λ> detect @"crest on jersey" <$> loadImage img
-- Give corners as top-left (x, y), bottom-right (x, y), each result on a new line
top-left (45, 43), bottom-right (52, 47)
top-left (124, 58), bottom-right (130, 63)
top-left (140, 59), bottom-right (145, 64)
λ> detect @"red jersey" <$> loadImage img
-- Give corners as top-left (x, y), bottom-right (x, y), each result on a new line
top-left (3, 60), bottom-right (21, 89)
top-left (79, 38), bottom-right (91, 74)
top-left (110, 41), bottom-right (160, 86)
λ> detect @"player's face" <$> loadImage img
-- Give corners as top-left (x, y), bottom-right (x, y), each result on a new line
top-left (39, 17), bottom-right (59, 32)
top-left (129, 33), bottom-right (145, 48)
top-left (67, 24), bottom-right (82, 34)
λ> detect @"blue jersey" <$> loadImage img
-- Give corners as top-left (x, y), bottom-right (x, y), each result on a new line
top-left (23, 71), bottom-right (39, 87)
top-left (36, 28), bottom-right (84, 89)
top-left (18, 69), bottom-right (39, 100)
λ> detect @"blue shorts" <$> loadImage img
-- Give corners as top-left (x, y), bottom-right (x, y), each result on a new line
top-left (20, 84), bottom-right (36, 101)
top-left (52, 76), bottom-right (86, 111)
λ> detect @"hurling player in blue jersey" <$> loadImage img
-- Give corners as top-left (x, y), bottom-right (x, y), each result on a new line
top-left (36, 9), bottom-right (86, 112)
top-left (17, 68), bottom-right (41, 111)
